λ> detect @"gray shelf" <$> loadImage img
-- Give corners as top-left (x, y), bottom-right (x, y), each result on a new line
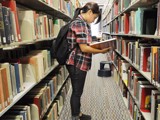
top-left (111, 33), bottom-right (160, 39)
top-left (0, 37), bottom-right (56, 49)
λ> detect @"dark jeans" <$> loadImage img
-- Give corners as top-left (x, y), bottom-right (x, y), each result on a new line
top-left (66, 65), bottom-right (87, 116)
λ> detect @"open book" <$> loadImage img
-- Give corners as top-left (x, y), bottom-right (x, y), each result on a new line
top-left (89, 38), bottom-right (116, 49)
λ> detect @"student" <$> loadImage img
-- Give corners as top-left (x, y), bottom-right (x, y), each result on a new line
top-left (66, 2), bottom-right (111, 120)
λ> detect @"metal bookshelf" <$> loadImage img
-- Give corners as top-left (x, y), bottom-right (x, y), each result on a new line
top-left (15, 0), bottom-right (71, 22)
top-left (0, 62), bottom-right (59, 117)
top-left (112, 56), bottom-right (151, 120)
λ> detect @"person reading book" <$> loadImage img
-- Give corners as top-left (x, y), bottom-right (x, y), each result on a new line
top-left (66, 2), bottom-right (111, 120)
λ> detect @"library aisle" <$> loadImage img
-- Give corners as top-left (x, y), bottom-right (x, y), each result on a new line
top-left (58, 54), bottom-right (132, 120)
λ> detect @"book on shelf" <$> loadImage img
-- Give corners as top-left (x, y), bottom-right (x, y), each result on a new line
top-left (151, 90), bottom-right (160, 120)
top-left (30, 104), bottom-right (39, 120)
top-left (139, 46), bottom-right (151, 72)
top-left (12, 63), bottom-right (22, 93)
top-left (135, 7), bottom-right (157, 35)
top-left (0, 63), bottom-right (13, 102)
top-left (2, 6), bottom-right (12, 44)
top-left (25, 93), bottom-right (43, 120)
top-left (138, 84), bottom-right (155, 112)
top-left (128, 94), bottom-right (134, 116)
top-left (6, 110), bottom-right (28, 120)
top-left (136, 80), bottom-right (150, 102)
top-left (142, 8), bottom-right (157, 35)
top-left (157, 0), bottom-right (160, 36)
top-left (0, 67), bottom-right (10, 107)
top-left (133, 75), bottom-right (145, 97)
top-left (41, 79), bottom-right (54, 101)
top-left (89, 38), bottom-right (116, 50)
top-left (151, 46), bottom-right (160, 82)
top-left (121, 60), bottom-right (131, 86)
top-left (17, 10), bottom-right (36, 41)
top-left (1, 0), bottom-right (21, 42)
top-left (11, 105), bottom-right (32, 120)
top-left (21, 64), bottom-right (36, 83)
top-left (0, 3), bottom-right (6, 45)
top-left (10, 63), bottom-right (18, 96)
top-left (20, 53), bottom-right (45, 82)
top-left (52, 102), bottom-right (58, 120)
top-left (124, 13), bottom-right (129, 34)
top-left (0, 115), bottom-right (24, 120)
top-left (0, 68), bottom-right (5, 111)
top-left (127, 66), bottom-right (136, 90)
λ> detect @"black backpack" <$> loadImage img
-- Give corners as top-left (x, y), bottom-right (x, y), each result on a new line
top-left (50, 19), bottom-right (79, 65)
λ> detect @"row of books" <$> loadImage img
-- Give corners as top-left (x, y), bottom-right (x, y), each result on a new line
top-left (116, 39), bottom-right (150, 71)
top-left (103, 6), bottom-right (158, 35)
top-left (113, 43), bottom-right (160, 84)
top-left (103, 0), bottom-right (160, 36)
top-left (44, 79), bottom-right (71, 120)
top-left (39, 0), bottom-right (75, 17)
top-left (118, 77), bottom-right (145, 120)
top-left (103, 0), bottom-right (148, 23)
top-left (103, 0), bottom-right (157, 22)
top-left (0, 68), bottom-right (70, 120)
top-left (116, 38), bottom-right (160, 85)
top-left (0, 48), bottom-right (55, 112)
top-left (0, 0), bottom-right (68, 45)
top-left (115, 59), bottom-right (160, 120)
top-left (111, 0), bottom-right (157, 19)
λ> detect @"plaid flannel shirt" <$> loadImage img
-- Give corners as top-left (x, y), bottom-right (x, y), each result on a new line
top-left (66, 15), bottom-right (92, 71)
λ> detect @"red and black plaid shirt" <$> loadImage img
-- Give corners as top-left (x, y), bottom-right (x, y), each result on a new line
top-left (66, 15), bottom-right (92, 71)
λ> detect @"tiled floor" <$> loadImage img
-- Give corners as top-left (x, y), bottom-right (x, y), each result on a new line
top-left (58, 54), bottom-right (132, 120)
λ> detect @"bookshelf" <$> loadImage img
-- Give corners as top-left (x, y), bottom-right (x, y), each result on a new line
top-left (0, 62), bottom-right (59, 117)
top-left (0, 0), bottom-right (75, 119)
top-left (103, 0), bottom-right (160, 120)
top-left (15, 0), bottom-right (71, 22)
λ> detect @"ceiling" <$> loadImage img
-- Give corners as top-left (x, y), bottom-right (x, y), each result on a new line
top-left (79, 0), bottom-right (108, 6)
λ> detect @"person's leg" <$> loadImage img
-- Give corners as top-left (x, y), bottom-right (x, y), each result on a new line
top-left (66, 65), bottom-right (87, 117)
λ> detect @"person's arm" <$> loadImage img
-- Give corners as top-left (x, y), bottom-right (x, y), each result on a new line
top-left (79, 44), bottom-right (111, 54)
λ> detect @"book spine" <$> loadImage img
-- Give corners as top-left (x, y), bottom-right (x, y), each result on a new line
top-left (2, 6), bottom-right (12, 44)
top-left (0, 4), bottom-right (6, 44)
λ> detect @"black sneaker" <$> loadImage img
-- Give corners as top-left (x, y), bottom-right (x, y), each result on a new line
top-left (79, 114), bottom-right (91, 120)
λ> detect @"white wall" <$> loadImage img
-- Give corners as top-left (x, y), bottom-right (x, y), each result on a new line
top-left (91, 22), bottom-right (101, 37)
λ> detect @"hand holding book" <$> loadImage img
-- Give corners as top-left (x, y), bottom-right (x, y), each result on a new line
top-left (101, 47), bottom-right (112, 53)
